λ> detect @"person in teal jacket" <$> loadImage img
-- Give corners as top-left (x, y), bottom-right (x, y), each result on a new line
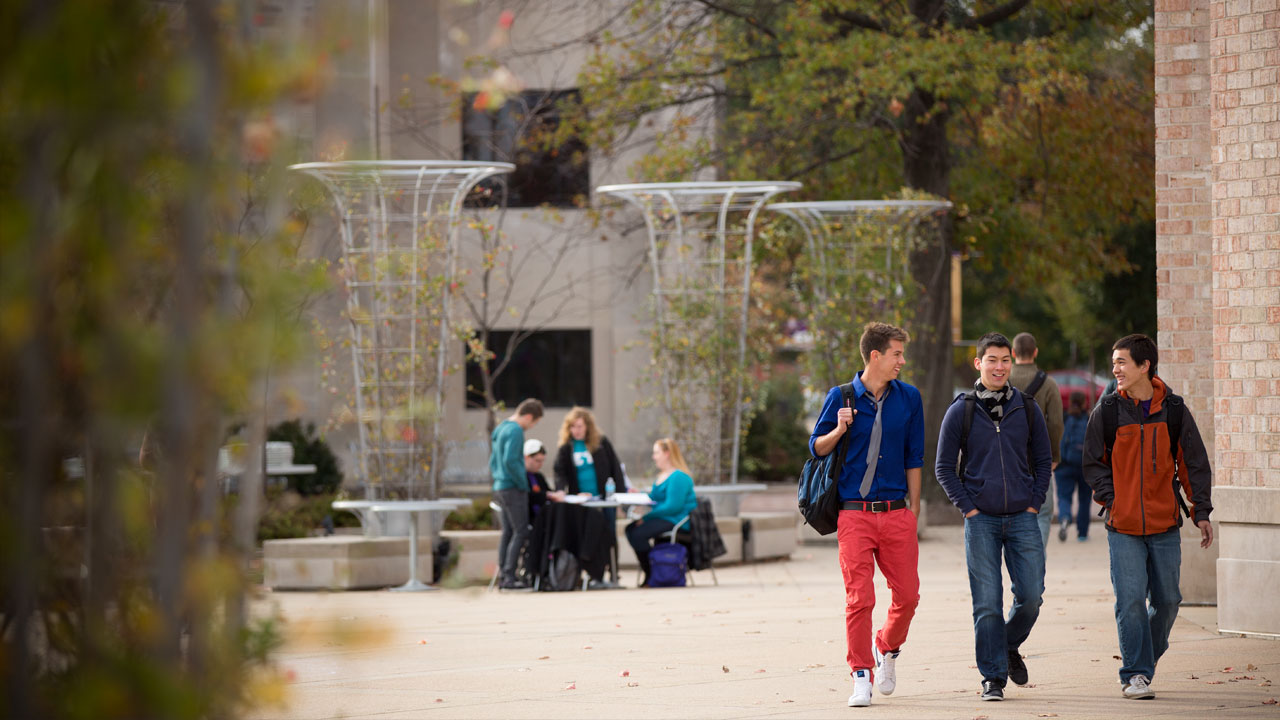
top-left (624, 437), bottom-right (697, 587)
top-left (490, 398), bottom-right (543, 589)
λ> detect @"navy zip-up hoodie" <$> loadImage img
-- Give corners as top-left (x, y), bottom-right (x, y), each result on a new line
top-left (934, 388), bottom-right (1053, 516)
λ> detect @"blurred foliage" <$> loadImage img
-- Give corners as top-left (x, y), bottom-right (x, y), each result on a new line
top-left (0, 1), bottom-right (338, 717)
top-left (443, 499), bottom-right (497, 531)
top-left (739, 371), bottom-right (812, 483)
top-left (254, 490), bottom-right (360, 542)
top-left (267, 419), bottom-right (344, 496)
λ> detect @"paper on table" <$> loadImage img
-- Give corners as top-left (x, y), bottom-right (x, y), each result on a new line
top-left (561, 494), bottom-right (589, 504)
top-left (613, 492), bottom-right (653, 505)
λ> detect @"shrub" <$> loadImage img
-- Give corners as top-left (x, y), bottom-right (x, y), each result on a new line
top-left (740, 372), bottom-right (812, 483)
top-left (255, 490), bottom-right (359, 542)
top-left (267, 419), bottom-right (343, 495)
top-left (443, 498), bottom-right (495, 530)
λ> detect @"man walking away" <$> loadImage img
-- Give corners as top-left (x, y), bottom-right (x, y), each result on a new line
top-left (809, 322), bottom-right (924, 708)
top-left (1010, 332), bottom-right (1063, 547)
top-left (1057, 391), bottom-right (1091, 541)
top-left (936, 333), bottom-right (1053, 701)
top-left (490, 398), bottom-right (543, 590)
top-left (1083, 334), bottom-right (1213, 700)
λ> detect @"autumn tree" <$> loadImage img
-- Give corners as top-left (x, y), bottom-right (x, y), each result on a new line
top-left (537, 0), bottom-right (1153, 488)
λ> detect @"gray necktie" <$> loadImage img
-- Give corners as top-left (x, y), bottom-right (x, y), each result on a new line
top-left (859, 392), bottom-right (885, 498)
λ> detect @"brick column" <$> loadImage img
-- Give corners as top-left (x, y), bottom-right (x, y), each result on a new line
top-left (1155, 0), bottom-right (1218, 604)
top-left (1207, 0), bottom-right (1280, 636)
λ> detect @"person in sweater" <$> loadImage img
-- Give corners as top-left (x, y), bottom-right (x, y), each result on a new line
top-left (1056, 392), bottom-right (1091, 542)
top-left (489, 398), bottom-right (543, 590)
top-left (552, 406), bottom-right (627, 497)
top-left (1010, 333), bottom-right (1064, 547)
top-left (1083, 334), bottom-right (1213, 700)
top-left (624, 437), bottom-right (696, 588)
top-left (935, 332), bottom-right (1053, 701)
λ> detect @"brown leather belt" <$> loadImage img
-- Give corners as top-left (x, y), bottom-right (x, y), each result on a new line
top-left (841, 499), bottom-right (908, 513)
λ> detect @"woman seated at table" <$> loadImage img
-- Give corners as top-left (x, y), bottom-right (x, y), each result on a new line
top-left (625, 437), bottom-right (697, 588)
top-left (553, 406), bottom-right (627, 498)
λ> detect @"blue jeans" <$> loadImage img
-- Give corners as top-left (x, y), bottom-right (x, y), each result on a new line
top-left (1055, 465), bottom-right (1092, 538)
top-left (965, 511), bottom-right (1046, 683)
top-left (1107, 527), bottom-right (1181, 683)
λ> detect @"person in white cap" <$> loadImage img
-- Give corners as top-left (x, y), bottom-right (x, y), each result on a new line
top-left (523, 438), bottom-right (564, 522)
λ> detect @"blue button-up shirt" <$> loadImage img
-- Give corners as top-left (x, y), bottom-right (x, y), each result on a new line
top-left (808, 372), bottom-right (925, 502)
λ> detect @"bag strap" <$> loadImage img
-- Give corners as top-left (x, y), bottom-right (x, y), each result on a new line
top-left (1024, 369), bottom-right (1047, 401)
top-left (1164, 393), bottom-right (1190, 518)
top-left (957, 392), bottom-right (977, 480)
top-left (829, 382), bottom-right (857, 480)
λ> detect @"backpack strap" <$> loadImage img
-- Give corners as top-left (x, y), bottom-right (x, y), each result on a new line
top-left (957, 392), bottom-right (977, 480)
top-left (1024, 369), bottom-right (1047, 401)
top-left (1164, 393), bottom-right (1190, 518)
top-left (1021, 389), bottom-right (1042, 478)
top-left (1101, 392), bottom-right (1120, 458)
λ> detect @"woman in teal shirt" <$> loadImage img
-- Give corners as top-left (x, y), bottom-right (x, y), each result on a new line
top-left (625, 437), bottom-right (697, 587)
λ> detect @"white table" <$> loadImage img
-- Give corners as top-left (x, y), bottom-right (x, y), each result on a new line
top-left (334, 497), bottom-right (471, 537)
top-left (369, 501), bottom-right (459, 591)
top-left (692, 483), bottom-right (767, 517)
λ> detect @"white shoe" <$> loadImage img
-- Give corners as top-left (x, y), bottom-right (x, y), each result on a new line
top-left (848, 669), bottom-right (872, 707)
top-left (873, 644), bottom-right (899, 695)
top-left (1122, 674), bottom-right (1155, 699)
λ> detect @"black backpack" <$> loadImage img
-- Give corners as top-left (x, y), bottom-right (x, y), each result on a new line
top-left (1099, 391), bottom-right (1190, 518)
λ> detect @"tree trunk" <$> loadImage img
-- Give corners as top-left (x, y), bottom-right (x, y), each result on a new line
top-left (901, 87), bottom-right (953, 506)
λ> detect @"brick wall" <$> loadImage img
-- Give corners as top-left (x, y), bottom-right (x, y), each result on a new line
top-left (1156, 0), bottom-right (1216, 447)
top-left (1209, 0), bottom-right (1280, 489)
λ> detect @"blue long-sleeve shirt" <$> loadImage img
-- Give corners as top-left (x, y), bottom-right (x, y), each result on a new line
top-left (489, 420), bottom-right (528, 492)
top-left (647, 469), bottom-right (696, 525)
top-left (808, 374), bottom-right (925, 502)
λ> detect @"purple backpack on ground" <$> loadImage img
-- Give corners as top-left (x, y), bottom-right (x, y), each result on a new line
top-left (648, 542), bottom-right (687, 587)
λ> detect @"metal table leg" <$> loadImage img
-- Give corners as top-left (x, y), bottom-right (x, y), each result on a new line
top-left (390, 512), bottom-right (434, 592)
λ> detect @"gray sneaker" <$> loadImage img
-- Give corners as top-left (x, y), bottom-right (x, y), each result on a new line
top-left (1122, 674), bottom-right (1155, 699)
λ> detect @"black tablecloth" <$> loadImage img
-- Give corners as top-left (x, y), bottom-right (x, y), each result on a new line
top-left (523, 502), bottom-right (615, 584)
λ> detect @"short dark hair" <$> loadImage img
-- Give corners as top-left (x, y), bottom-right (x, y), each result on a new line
top-left (976, 332), bottom-right (1012, 359)
top-left (859, 322), bottom-right (910, 363)
top-left (1069, 391), bottom-right (1088, 413)
top-left (1113, 334), bottom-right (1157, 380)
top-left (516, 398), bottom-right (544, 419)
top-left (1012, 332), bottom-right (1037, 360)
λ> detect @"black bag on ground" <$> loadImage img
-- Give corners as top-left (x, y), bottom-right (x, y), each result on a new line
top-left (797, 382), bottom-right (856, 535)
top-left (543, 549), bottom-right (581, 591)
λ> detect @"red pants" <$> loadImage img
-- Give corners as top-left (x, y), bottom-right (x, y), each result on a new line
top-left (837, 506), bottom-right (920, 676)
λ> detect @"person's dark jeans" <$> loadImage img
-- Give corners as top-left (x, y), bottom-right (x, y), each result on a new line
top-left (1055, 465), bottom-right (1092, 538)
top-left (964, 511), bottom-right (1046, 683)
top-left (625, 517), bottom-right (675, 579)
top-left (1107, 526), bottom-right (1181, 683)
top-left (494, 489), bottom-right (530, 583)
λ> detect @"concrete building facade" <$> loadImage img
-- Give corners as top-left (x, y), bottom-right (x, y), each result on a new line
top-left (1155, 0), bottom-right (1280, 636)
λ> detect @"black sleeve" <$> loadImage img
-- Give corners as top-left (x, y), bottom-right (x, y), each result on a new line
top-left (596, 436), bottom-right (625, 490)
top-left (553, 444), bottom-right (578, 494)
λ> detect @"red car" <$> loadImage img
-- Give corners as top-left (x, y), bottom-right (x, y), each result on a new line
top-left (1047, 370), bottom-right (1109, 410)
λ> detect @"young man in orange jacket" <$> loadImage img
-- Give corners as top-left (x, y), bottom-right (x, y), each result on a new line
top-left (1083, 334), bottom-right (1213, 700)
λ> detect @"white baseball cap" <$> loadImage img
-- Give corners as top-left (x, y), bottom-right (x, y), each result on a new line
top-left (523, 439), bottom-right (546, 456)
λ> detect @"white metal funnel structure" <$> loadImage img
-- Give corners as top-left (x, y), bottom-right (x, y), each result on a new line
top-left (768, 199), bottom-right (952, 390)
top-left (596, 181), bottom-right (800, 485)
top-left (292, 161), bottom-right (514, 498)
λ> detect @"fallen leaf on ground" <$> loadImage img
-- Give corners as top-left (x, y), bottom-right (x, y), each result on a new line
top-left (1248, 663), bottom-right (1258, 671)
top-left (1206, 680), bottom-right (1225, 685)
top-left (1090, 659), bottom-right (1101, 663)
top-left (434, 698), bottom-right (443, 703)
top-left (1261, 680), bottom-right (1273, 687)
top-left (418, 640), bottom-right (427, 645)
top-left (1188, 674), bottom-right (1199, 679)
top-left (1263, 698), bottom-right (1277, 705)
top-left (1112, 655), bottom-right (1121, 660)
top-left (1223, 666), bottom-right (1235, 672)
top-left (563, 683), bottom-right (576, 690)
top-left (755, 669), bottom-right (766, 673)
top-left (782, 699), bottom-right (794, 703)
top-left (1233, 675), bottom-right (1256, 681)
top-left (619, 670), bottom-right (630, 677)
top-left (627, 681), bottom-right (639, 687)
top-left (722, 665), bottom-right (730, 673)
top-left (1037, 714), bottom-right (1059, 718)
top-left (537, 656), bottom-right (550, 660)
top-left (1074, 626), bottom-right (1086, 630)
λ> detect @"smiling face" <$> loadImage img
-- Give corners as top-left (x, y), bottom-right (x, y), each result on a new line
top-left (867, 339), bottom-right (907, 382)
top-left (570, 418), bottom-right (587, 441)
top-left (1111, 348), bottom-right (1151, 394)
top-left (975, 344), bottom-right (1013, 390)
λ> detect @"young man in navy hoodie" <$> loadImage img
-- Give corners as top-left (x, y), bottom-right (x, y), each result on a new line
top-left (935, 333), bottom-right (1053, 701)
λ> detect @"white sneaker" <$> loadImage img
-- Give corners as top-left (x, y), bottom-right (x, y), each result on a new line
top-left (848, 669), bottom-right (872, 707)
top-left (1122, 674), bottom-right (1155, 699)
top-left (873, 644), bottom-right (899, 695)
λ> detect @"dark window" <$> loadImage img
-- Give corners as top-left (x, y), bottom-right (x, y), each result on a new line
top-left (461, 89), bottom-right (589, 208)
top-left (465, 329), bottom-right (592, 409)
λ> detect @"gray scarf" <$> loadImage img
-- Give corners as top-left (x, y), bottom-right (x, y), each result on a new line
top-left (973, 379), bottom-right (1013, 422)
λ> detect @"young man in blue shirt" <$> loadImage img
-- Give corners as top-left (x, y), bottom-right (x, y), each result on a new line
top-left (809, 322), bottom-right (924, 708)
top-left (490, 398), bottom-right (544, 590)
top-left (935, 332), bottom-right (1053, 701)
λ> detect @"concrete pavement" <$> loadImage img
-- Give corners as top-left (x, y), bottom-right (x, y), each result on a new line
top-left (247, 524), bottom-right (1279, 719)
